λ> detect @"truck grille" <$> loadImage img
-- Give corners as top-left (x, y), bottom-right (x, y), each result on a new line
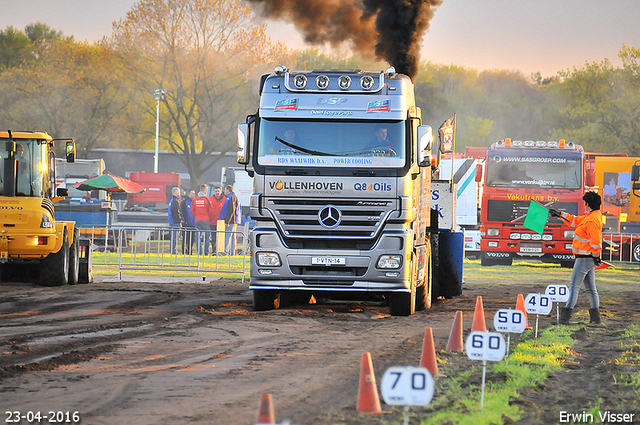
top-left (266, 198), bottom-right (396, 239)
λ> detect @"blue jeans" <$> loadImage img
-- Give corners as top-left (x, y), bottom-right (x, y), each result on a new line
top-left (566, 257), bottom-right (599, 309)
top-left (225, 223), bottom-right (237, 255)
top-left (169, 224), bottom-right (180, 254)
top-left (195, 221), bottom-right (211, 255)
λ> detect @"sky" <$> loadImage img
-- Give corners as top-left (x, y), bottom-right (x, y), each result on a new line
top-left (1, 0), bottom-right (639, 78)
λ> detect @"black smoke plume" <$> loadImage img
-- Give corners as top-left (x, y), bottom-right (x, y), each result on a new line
top-left (247, 0), bottom-right (442, 80)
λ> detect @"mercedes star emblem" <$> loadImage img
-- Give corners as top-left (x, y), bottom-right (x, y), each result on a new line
top-left (318, 205), bottom-right (342, 229)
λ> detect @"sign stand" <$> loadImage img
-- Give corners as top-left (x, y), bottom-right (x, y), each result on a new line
top-left (493, 309), bottom-right (526, 365)
top-left (545, 285), bottom-right (570, 329)
top-left (525, 293), bottom-right (553, 345)
top-left (480, 360), bottom-right (488, 409)
top-left (465, 331), bottom-right (506, 409)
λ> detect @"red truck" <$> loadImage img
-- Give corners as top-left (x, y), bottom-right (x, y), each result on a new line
top-left (475, 139), bottom-right (588, 267)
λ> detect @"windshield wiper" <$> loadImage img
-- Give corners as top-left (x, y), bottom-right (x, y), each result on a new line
top-left (275, 136), bottom-right (333, 156)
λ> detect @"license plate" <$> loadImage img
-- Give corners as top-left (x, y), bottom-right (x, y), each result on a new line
top-left (311, 257), bottom-right (346, 265)
top-left (520, 247), bottom-right (542, 253)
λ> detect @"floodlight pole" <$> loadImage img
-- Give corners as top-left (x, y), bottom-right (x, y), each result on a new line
top-left (152, 88), bottom-right (166, 173)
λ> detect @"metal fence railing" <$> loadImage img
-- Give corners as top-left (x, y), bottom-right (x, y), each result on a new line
top-left (79, 224), bottom-right (250, 281)
top-left (602, 232), bottom-right (639, 264)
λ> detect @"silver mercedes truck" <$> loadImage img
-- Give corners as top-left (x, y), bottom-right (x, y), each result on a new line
top-left (237, 66), bottom-right (439, 316)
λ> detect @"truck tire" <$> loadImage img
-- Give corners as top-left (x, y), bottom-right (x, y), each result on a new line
top-left (389, 286), bottom-right (416, 316)
top-left (415, 253), bottom-right (432, 311)
top-left (632, 241), bottom-right (640, 263)
top-left (253, 290), bottom-right (280, 311)
top-left (40, 230), bottom-right (69, 287)
top-left (68, 228), bottom-right (80, 285)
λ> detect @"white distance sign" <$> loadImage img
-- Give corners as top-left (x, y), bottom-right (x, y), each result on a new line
top-left (545, 284), bottom-right (570, 302)
top-left (465, 331), bottom-right (507, 362)
top-left (381, 366), bottom-right (434, 406)
top-left (493, 309), bottom-right (526, 333)
top-left (524, 293), bottom-right (553, 315)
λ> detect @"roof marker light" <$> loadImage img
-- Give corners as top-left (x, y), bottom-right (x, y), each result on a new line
top-left (293, 74), bottom-right (307, 89)
top-left (338, 75), bottom-right (351, 90)
top-left (524, 140), bottom-right (535, 147)
top-left (316, 75), bottom-right (329, 90)
top-left (512, 140), bottom-right (523, 147)
top-left (559, 139), bottom-right (566, 148)
top-left (360, 76), bottom-right (374, 90)
top-left (536, 140), bottom-right (547, 147)
top-left (504, 138), bottom-right (512, 147)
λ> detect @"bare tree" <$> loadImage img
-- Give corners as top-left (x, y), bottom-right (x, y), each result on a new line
top-left (110, 0), bottom-right (288, 185)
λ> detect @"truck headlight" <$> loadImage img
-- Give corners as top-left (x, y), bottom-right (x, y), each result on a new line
top-left (542, 234), bottom-right (553, 241)
top-left (257, 252), bottom-right (281, 267)
top-left (377, 255), bottom-right (402, 269)
top-left (487, 228), bottom-right (500, 236)
top-left (565, 243), bottom-right (573, 250)
top-left (564, 230), bottom-right (575, 239)
top-left (510, 233), bottom-right (520, 239)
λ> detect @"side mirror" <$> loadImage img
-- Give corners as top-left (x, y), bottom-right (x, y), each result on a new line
top-left (237, 123), bottom-right (249, 165)
top-left (632, 164), bottom-right (640, 182)
top-left (56, 187), bottom-right (69, 197)
top-left (417, 125), bottom-right (433, 167)
top-left (66, 141), bottom-right (76, 163)
top-left (475, 163), bottom-right (483, 183)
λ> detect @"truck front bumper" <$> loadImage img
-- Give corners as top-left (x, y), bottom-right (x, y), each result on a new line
top-left (249, 228), bottom-right (413, 293)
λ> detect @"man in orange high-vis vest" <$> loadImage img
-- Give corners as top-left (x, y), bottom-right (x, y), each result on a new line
top-left (549, 191), bottom-right (603, 325)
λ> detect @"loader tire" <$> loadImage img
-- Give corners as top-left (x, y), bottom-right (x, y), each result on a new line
top-left (68, 228), bottom-right (80, 285)
top-left (40, 230), bottom-right (69, 287)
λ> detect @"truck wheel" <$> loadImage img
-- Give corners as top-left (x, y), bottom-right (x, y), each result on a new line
top-left (632, 241), bottom-right (640, 263)
top-left (68, 228), bottom-right (80, 285)
top-left (40, 230), bottom-right (69, 287)
top-left (415, 253), bottom-right (432, 311)
top-left (253, 290), bottom-right (279, 311)
top-left (389, 286), bottom-right (416, 316)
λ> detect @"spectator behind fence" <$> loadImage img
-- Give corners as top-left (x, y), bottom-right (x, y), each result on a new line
top-left (219, 185), bottom-right (241, 255)
top-left (168, 186), bottom-right (182, 255)
top-left (181, 189), bottom-right (196, 255)
top-left (190, 184), bottom-right (213, 255)
top-left (208, 185), bottom-right (226, 255)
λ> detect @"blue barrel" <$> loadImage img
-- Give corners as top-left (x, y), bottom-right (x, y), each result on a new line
top-left (434, 231), bottom-right (464, 298)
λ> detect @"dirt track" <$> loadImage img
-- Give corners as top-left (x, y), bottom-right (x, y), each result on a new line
top-left (1, 274), bottom-right (639, 425)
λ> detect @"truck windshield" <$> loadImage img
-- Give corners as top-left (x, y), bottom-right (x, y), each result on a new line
top-left (257, 119), bottom-right (406, 168)
top-left (0, 140), bottom-right (47, 197)
top-left (485, 150), bottom-right (582, 189)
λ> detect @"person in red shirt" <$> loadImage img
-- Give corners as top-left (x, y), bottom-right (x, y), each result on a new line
top-left (190, 184), bottom-right (213, 255)
top-left (208, 185), bottom-right (226, 255)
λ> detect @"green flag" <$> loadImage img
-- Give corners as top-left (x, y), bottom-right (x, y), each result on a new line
top-left (523, 200), bottom-right (549, 235)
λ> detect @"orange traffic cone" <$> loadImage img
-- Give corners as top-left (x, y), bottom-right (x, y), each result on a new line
top-left (256, 393), bottom-right (275, 424)
top-left (419, 327), bottom-right (440, 376)
top-left (516, 293), bottom-right (532, 329)
top-left (356, 352), bottom-right (388, 415)
top-left (446, 311), bottom-right (464, 352)
top-left (471, 296), bottom-right (487, 332)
